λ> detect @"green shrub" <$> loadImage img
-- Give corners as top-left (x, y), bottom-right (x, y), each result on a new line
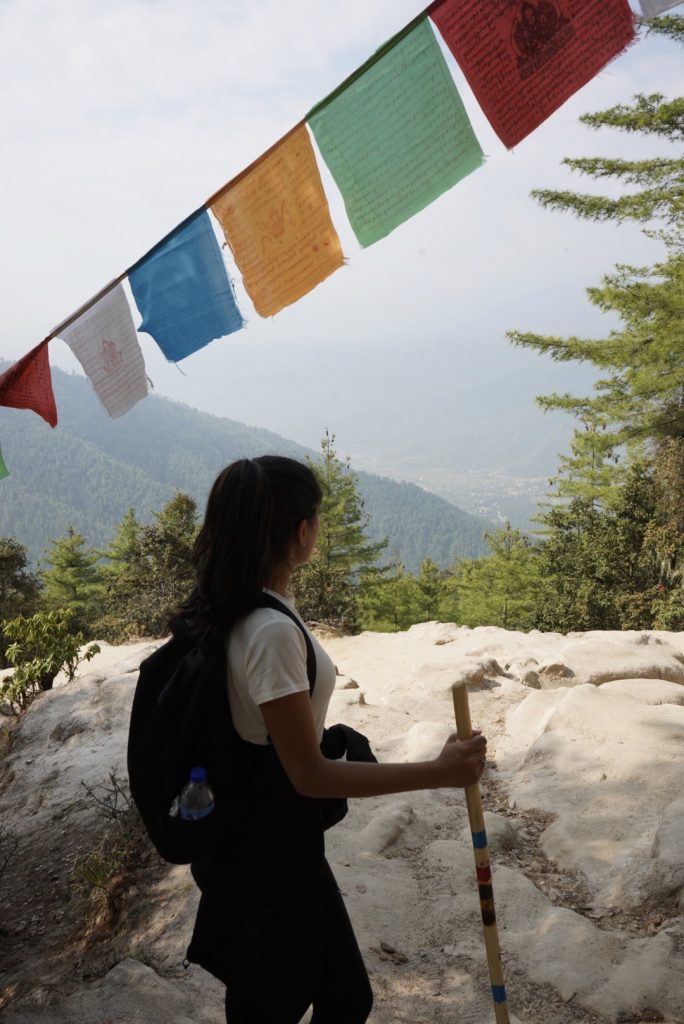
top-left (0, 609), bottom-right (100, 713)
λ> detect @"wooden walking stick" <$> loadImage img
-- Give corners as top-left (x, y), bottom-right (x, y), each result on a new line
top-left (452, 681), bottom-right (510, 1024)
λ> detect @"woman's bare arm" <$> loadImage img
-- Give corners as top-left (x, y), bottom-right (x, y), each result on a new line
top-left (259, 690), bottom-right (487, 799)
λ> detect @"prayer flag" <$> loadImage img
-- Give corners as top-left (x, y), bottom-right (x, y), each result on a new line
top-left (129, 210), bottom-right (243, 362)
top-left (0, 443), bottom-right (8, 480)
top-left (431, 0), bottom-right (635, 150)
top-left (639, 0), bottom-right (682, 15)
top-left (308, 18), bottom-right (483, 248)
top-left (0, 340), bottom-right (57, 427)
top-left (212, 125), bottom-right (344, 318)
top-left (59, 285), bottom-right (149, 419)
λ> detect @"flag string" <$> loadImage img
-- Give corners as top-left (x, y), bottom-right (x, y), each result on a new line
top-left (43, 0), bottom-right (450, 348)
top-left (12, 1), bottom-right (652, 364)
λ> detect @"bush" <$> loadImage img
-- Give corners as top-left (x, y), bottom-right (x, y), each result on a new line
top-left (0, 609), bottom-right (100, 714)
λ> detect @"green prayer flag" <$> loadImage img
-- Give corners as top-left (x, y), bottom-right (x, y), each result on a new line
top-left (308, 18), bottom-right (483, 248)
top-left (0, 442), bottom-right (9, 480)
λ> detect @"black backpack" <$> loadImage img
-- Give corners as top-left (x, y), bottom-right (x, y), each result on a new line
top-left (127, 593), bottom-right (317, 865)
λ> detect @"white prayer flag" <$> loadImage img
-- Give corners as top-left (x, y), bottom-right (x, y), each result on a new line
top-left (60, 285), bottom-right (149, 418)
top-left (639, 0), bottom-right (682, 16)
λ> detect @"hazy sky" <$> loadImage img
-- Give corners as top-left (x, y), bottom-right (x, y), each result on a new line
top-left (0, 1), bottom-right (681, 476)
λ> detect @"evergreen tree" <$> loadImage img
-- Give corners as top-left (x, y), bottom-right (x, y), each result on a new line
top-left (41, 528), bottom-right (104, 637)
top-left (97, 494), bottom-right (198, 639)
top-left (457, 525), bottom-right (540, 630)
top-left (102, 508), bottom-right (142, 579)
top-left (0, 538), bottom-right (41, 667)
top-left (357, 558), bottom-right (421, 632)
top-left (293, 432), bottom-right (387, 630)
top-left (505, 18), bottom-right (684, 633)
top-left (508, 18), bottom-right (683, 487)
top-left (312, 431), bottom-right (387, 575)
top-left (291, 551), bottom-right (358, 633)
top-left (641, 437), bottom-right (684, 629)
top-left (415, 558), bottom-right (443, 622)
top-left (536, 462), bottom-right (661, 631)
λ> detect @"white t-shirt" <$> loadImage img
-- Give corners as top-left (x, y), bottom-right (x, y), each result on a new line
top-left (227, 589), bottom-right (337, 745)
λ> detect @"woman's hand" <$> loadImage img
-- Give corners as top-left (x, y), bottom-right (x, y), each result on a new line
top-left (261, 691), bottom-right (489, 798)
top-left (433, 729), bottom-right (487, 788)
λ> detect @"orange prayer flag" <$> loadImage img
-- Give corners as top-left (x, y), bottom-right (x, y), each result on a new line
top-left (0, 340), bottom-right (57, 427)
top-left (211, 125), bottom-right (344, 318)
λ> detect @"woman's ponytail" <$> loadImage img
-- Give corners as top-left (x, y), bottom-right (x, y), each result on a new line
top-left (180, 456), bottom-right (321, 638)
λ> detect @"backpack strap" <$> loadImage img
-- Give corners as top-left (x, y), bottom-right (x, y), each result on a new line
top-left (257, 592), bottom-right (317, 694)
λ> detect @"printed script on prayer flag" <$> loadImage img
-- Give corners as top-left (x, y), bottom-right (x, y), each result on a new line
top-left (0, 443), bottom-right (8, 481)
top-left (308, 18), bottom-right (483, 248)
top-left (212, 125), bottom-right (344, 318)
top-left (59, 285), bottom-right (149, 419)
top-left (639, 0), bottom-right (682, 15)
top-left (0, 340), bottom-right (57, 427)
top-left (431, 0), bottom-right (636, 150)
top-left (128, 210), bottom-right (244, 362)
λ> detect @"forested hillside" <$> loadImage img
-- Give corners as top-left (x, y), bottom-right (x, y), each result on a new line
top-left (0, 367), bottom-right (490, 570)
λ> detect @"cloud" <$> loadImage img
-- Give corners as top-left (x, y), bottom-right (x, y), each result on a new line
top-left (0, 0), bottom-right (680, 469)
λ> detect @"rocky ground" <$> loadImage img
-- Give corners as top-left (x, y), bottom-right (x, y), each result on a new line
top-left (0, 624), bottom-right (682, 1023)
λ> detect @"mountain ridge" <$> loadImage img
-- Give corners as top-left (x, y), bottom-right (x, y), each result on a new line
top-left (0, 367), bottom-right (491, 571)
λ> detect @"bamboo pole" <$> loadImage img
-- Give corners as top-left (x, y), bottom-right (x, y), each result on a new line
top-left (452, 681), bottom-right (510, 1024)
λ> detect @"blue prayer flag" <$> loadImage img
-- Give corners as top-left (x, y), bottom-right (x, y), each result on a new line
top-left (129, 210), bottom-right (243, 362)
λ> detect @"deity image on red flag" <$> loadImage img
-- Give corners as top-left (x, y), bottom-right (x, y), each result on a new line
top-left (431, 0), bottom-right (635, 149)
top-left (0, 340), bottom-right (57, 427)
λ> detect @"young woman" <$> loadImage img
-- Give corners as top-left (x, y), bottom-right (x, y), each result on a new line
top-left (183, 456), bottom-right (487, 1024)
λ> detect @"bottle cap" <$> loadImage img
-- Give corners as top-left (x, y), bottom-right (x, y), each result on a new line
top-left (190, 766), bottom-right (207, 784)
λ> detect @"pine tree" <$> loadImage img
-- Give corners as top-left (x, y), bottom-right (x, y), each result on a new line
top-left (293, 432), bottom-right (387, 630)
top-left (457, 525), bottom-right (540, 630)
top-left (504, 18), bottom-right (684, 632)
top-left (508, 17), bottom-right (683, 490)
top-left (41, 528), bottom-right (104, 637)
top-left (102, 508), bottom-right (142, 578)
top-left (415, 558), bottom-right (443, 622)
top-left (536, 463), bottom-right (659, 631)
top-left (312, 431), bottom-right (387, 575)
top-left (357, 558), bottom-right (421, 632)
top-left (97, 494), bottom-right (198, 638)
top-left (0, 537), bottom-right (41, 667)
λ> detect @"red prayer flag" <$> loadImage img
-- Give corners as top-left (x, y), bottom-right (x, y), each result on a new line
top-left (431, 0), bottom-right (635, 149)
top-left (0, 340), bottom-right (58, 427)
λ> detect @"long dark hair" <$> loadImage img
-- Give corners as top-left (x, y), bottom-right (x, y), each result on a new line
top-left (180, 456), bottom-right (321, 639)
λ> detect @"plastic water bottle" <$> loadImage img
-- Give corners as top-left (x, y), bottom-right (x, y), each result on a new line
top-left (178, 766), bottom-right (215, 821)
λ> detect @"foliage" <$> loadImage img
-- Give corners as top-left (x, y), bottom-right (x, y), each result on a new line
top-left (311, 431), bottom-right (387, 576)
top-left (457, 525), bottom-right (540, 630)
top-left (72, 768), bottom-right (145, 912)
top-left (96, 493), bottom-right (198, 639)
top-left (536, 454), bottom-right (684, 632)
top-left (504, 19), bottom-right (684, 634)
top-left (291, 551), bottom-right (359, 632)
top-left (41, 527), bottom-right (104, 637)
top-left (1, 609), bottom-right (100, 713)
top-left (508, 18), bottom-right (683, 494)
top-left (357, 559), bottom-right (421, 632)
top-left (293, 433), bottom-right (388, 630)
top-left (0, 537), bottom-right (41, 667)
top-left (356, 473), bottom-right (489, 571)
top-left (0, 365), bottom-right (491, 576)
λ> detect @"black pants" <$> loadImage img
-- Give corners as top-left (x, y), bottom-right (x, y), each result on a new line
top-left (223, 859), bottom-right (372, 1024)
